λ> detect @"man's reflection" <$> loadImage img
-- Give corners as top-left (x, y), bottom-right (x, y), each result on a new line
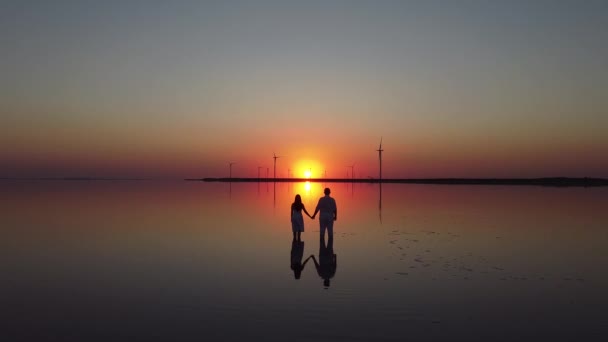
top-left (290, 239), bottom-right (312, 279)
top-left (311, 235), bottom-right (337, 288)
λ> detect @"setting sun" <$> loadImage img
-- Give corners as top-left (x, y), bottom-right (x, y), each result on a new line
top-left (293, 159), bottom-right (324, 179)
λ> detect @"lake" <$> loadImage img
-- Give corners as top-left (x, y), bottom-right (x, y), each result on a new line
top-left (2, 180), bottom-right (607, 341)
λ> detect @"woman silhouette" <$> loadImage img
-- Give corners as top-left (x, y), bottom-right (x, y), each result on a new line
top-left (291, 194), bottom-right (312, 241)
top-left (291, 239), bottom-right (313, 280)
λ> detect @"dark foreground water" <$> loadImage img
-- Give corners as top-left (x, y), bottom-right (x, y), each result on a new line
top-left (2, 180), bottom-right (607, 341)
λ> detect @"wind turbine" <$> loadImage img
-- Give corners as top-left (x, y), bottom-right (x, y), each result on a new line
top-left (273, 152), bottom-right (285, 179)
top-left (376, 138), bottom-right (384, 182)
top-left (347, 163), bottom-right (355, 180)
top-left (257, 166), bottom-right (264, 180)
top-left (228, 162), bottom-right (236, 179)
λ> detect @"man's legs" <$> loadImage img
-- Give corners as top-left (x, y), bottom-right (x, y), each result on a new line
top-left (319, 217), bottom-right (329, 238)
top-left (326, 219), bottom-right (334, 237)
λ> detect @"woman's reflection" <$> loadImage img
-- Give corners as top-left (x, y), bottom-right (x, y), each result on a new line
top-left (291, 239), bottom-right (313, 279)
top-left (311, 235), bottom-right (337, 288)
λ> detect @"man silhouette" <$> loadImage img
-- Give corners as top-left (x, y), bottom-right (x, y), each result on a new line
top-left (312, 187), bottom-right (337, 238)
top-left (310, 234), bottom-right (337, 288)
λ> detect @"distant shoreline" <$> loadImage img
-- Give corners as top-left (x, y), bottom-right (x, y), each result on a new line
top-left (0, 177), bottom-right (150, 181)
top-left (186, 177), bottom-right (608, 187)
top-left (2, 177), bottom-right (606, 187)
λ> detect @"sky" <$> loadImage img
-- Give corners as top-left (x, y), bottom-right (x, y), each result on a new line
top-left (1, 0), bottom-right (607, 179)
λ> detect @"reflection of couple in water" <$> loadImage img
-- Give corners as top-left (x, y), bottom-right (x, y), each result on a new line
top-left (290, 188), bottom-right (338, 287)
top-left (291, 236), bottom-right (337, 287)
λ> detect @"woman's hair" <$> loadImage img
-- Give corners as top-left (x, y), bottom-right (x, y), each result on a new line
top-left (292, 194), bottom-right (303, 210)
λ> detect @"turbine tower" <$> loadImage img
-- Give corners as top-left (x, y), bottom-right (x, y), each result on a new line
top-left (228, 162), bottom-right (236, 179)
top-left (376, 138), bottom-right (384, 182)
top-left (273, 153), bottom-right (285, 179)
top-left (347, 163), bottom-right (355, 180)
top-left (257, 166), bottom-right (264, 180)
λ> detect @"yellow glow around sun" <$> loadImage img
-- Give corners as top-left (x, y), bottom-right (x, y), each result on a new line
top-left (293, 159), bottom-right (324, 179)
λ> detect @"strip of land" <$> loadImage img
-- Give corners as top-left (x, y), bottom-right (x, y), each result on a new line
top-left (2, 177), bottom-right (605, 187)
top-left (187, 177), bottom-right (608, 187)
top-left (0, 177), bottom-right (148, 181)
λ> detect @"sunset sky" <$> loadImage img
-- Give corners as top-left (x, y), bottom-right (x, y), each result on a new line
top-left (2, 1), bottom-right (607, 179)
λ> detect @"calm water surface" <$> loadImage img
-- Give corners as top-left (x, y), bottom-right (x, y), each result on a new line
top-left (2, 180), bottom-right (607, 341)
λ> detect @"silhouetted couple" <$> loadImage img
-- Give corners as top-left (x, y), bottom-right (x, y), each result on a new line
top-left (290, 188), bottom-right (338, 286)
top-left (291, 188), bottom-right (337, 241)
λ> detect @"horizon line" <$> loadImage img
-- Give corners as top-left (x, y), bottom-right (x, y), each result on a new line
top-left (188, 177), bottom-right (608, 187)
top-left (2, 176), bottom-right (607, 187)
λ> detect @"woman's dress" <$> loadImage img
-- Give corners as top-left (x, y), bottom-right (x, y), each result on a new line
top-left (291, 208), bottom-right (305, 232)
